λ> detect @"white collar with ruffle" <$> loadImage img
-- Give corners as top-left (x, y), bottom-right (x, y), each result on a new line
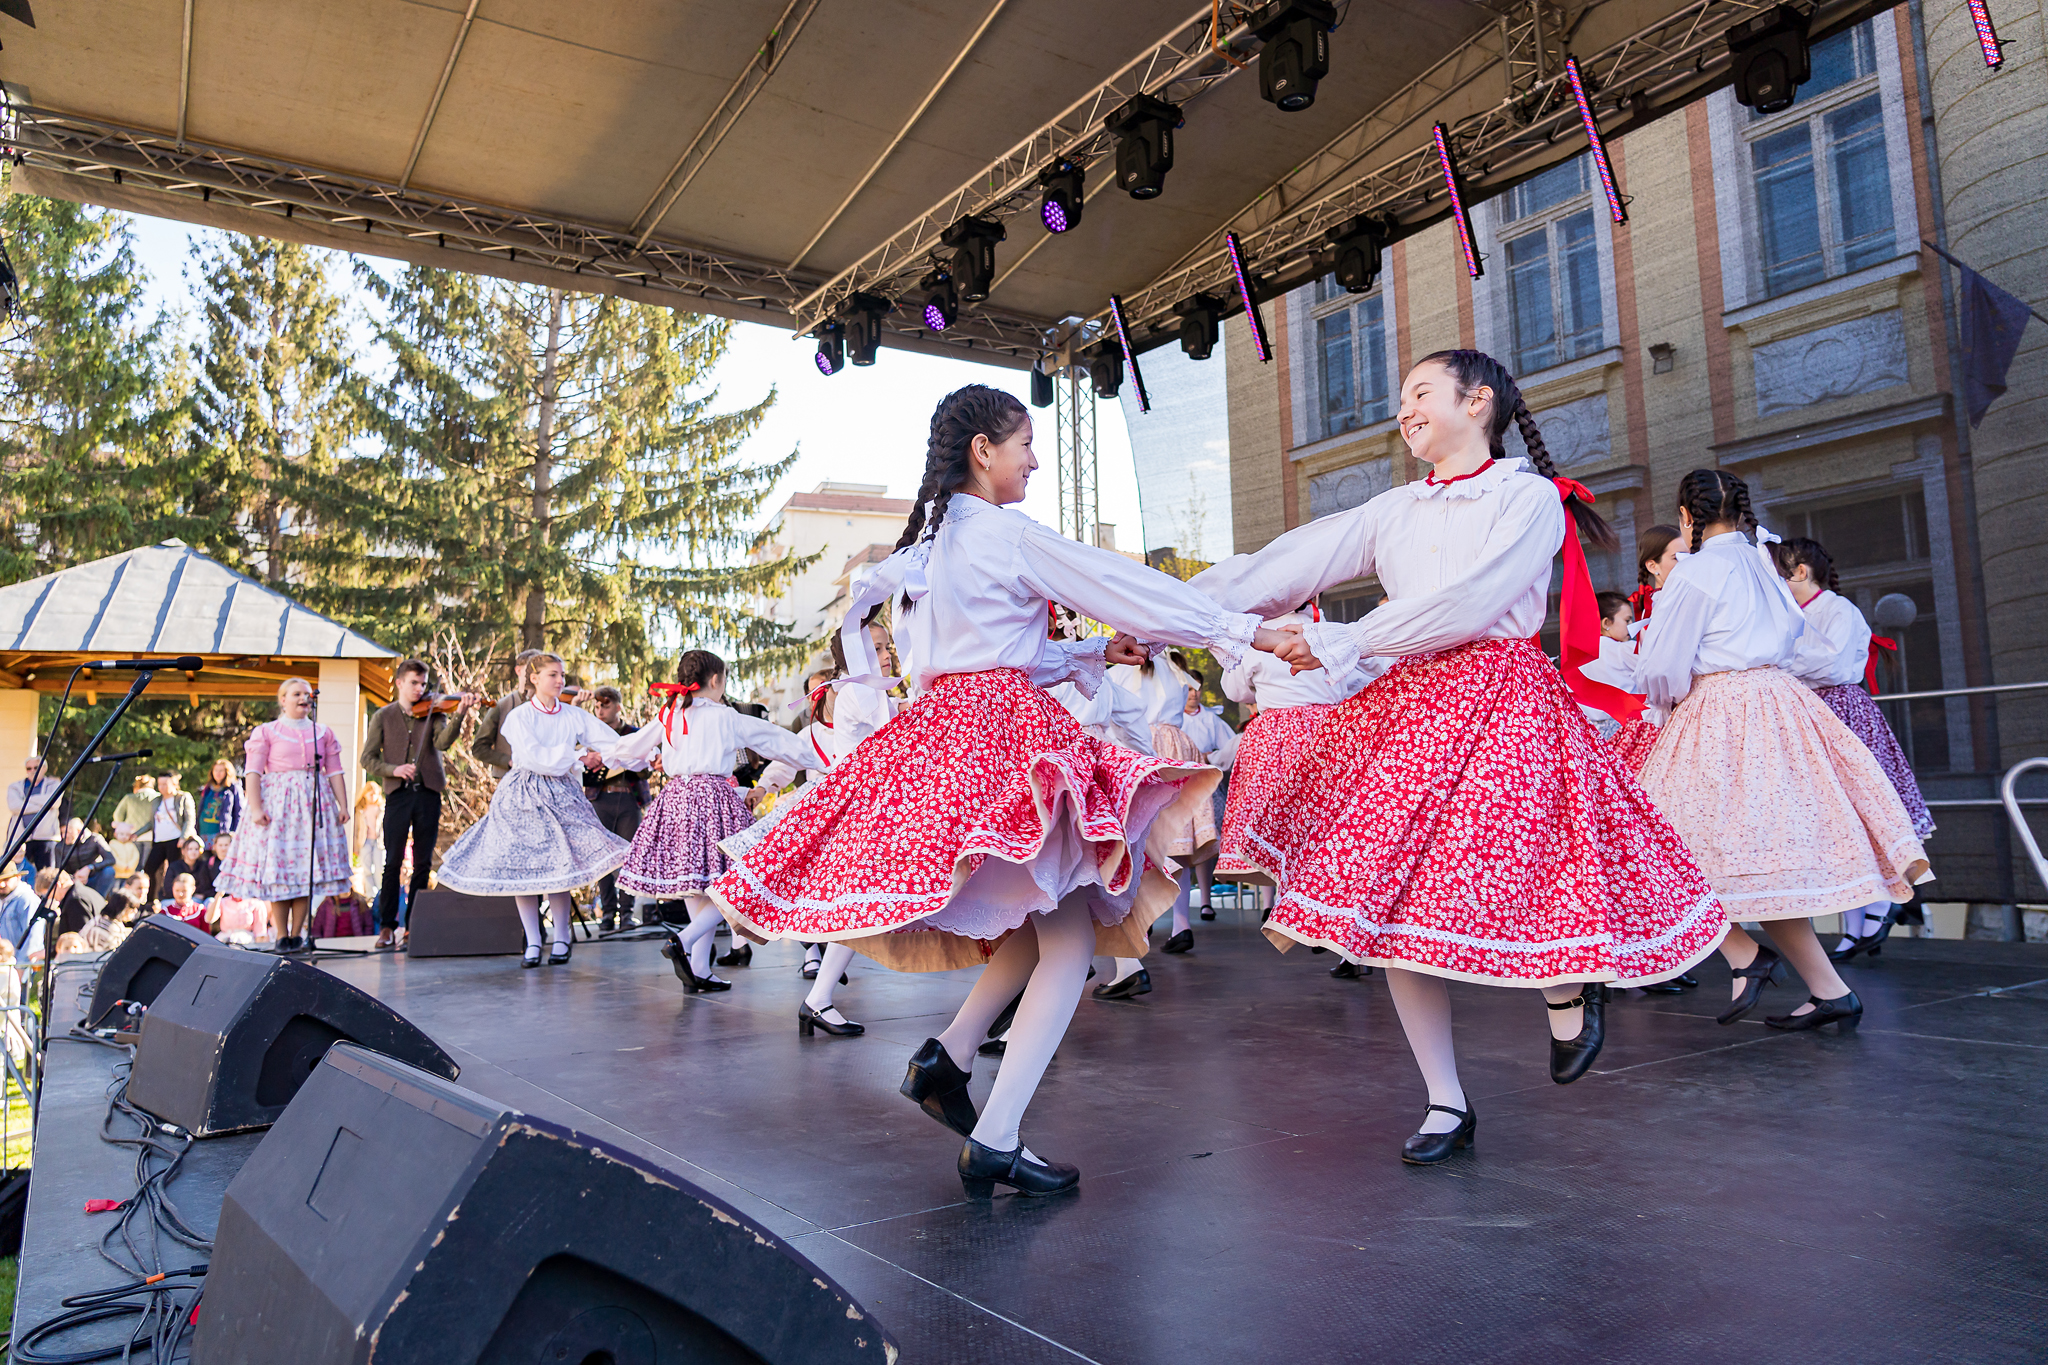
top-left (1402, 455), bottom-right (1530, 502)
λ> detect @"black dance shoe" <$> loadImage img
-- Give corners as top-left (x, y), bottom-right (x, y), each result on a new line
top-left (1400, 1103), bottom-right (1477, 1165)
top-left (1638, 978), bottom-right (1685, 995)
top-left (1765, 991), bottom-right (1862, 1032)
top-left (801, 958), bottom-right (821, 979)
top-left (902, 1038), bottom-right (978, 1138)
top-left (958, 1138), bottom-right (1080, 1199)
top-left (661, 936), bottom-right (730, 993)
top-left (985, 989), bottom-right (1025, 1042)
top-left (1828, 907), bottom-right (1899, 964)
top-left (277, 935), bottom-right (303, 953)
top-left (977, 1037), bottom-right (1007, 1057)
top-left (1092, 968), bottom-right (1152, 1000)
top-left (1717, 942), bottom-right (1782, 1025)
top-left (1330, 960), bottom-right (1370, 979)
top-left (798, 1002), bottom-right (865, 1037)
top-left (1547, 987), bottom-right (1606, 1085)
top-left (715, 943), bottom-right (752, 968)
top-left (1161, 929), bottom-right (1194, 955)
top-left (548, 940), bottom-right (572, 966)
top-left (521, 945), bottom-right (542, 969)
top-left (1199, 908), bottom-right (1215, 921)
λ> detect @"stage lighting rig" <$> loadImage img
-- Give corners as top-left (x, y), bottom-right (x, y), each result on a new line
top-left (1038, 158), bottom-right (1085, 234)
top-left (1728, 6), bottom-right (1810, 115)
top-left (842, 292), bottom-right (891, 366)
top-left (1175, 293), bottom-right (1224, 361)
top-left (1106, 93), bottom-right (1181, 200)
top-left (813, 320), bottom-right (845, 376)
top-left (1088, 342), bottom-right (1124, 400)
top-left (944, 215), bottom-right (1007, 302)
top-left (921, 269), bottom-right (958, 333)
top-left (1250, 1), bottom-right (1336, 112)
top-left (1326, 215), bottom-right (1388, 293)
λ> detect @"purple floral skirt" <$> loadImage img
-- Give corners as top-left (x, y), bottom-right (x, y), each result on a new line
top-left (617, 774), bottom-right (755, 899)
top-left (1816, 683), bottom-right (1936, 840)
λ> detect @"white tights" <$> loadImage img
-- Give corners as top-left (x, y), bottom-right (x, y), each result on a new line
top-left (674, 893), bottom-right (729, 979)
top-left (1835, 900), bottom-right (1891, 951)
top-left (933, 892), bottom-right (1096, 1153)
top-left (1169, 867), bottom-right (1193, 935)
top-left (1384, 967), bottom-right (1586, 1135)
top-left (804, 942), bottom-right (857, 1013)
top-left (513, 892), bottom-right (576, 950)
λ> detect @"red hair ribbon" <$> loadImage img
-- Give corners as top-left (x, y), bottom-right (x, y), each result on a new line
top-left (1552, 478), bottom-right (1644, 722)
top-left (1309, 598), bottom-right (1321, 623)
top-left (1865, 635), bottom-right (1898, 695)
top-left (650, 682), bottom-right (699, 741)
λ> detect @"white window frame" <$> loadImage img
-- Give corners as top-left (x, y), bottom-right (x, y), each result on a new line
top-left (1471, 152), bottom-right (1620, 380)
top-left (1302, 277), bottom-right (1395, 443)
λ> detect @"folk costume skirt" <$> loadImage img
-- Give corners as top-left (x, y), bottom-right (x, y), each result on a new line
top-left (617, 774), bottom-right (755, 899)
top-left (436, 771), bottom-right (631, 898)
top-left (1147, 723), bottom-right (1219, 862)
top-left (1244, 638), bottom-right (1726, 988)
top-left (1637, 667), bottom-right (1932, 922)
top-left (1216, 703), bottom-right (1331, 878)
top-left (709, 668), bottom-right (1217, 972)
top-left (1607, 717), bottom-right (1662, 776)
top-left (1816, 682), bottom-right (1935, 840)
top-left (215, 771), bottom-right (352, 903)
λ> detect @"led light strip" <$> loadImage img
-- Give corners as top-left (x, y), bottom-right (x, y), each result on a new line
top-left (1564, 57), bottom-right (1628, 226)
top-left (1224, 231), bottom-right (1271, 363)
top-left (1433, 122), bottom-right (1482, 279)
top-left (1966, 0), bottom-right (2004, 68)
top-left (1108, 294), bottom-right (1150, 413)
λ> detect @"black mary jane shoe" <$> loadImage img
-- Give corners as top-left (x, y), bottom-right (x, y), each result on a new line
top-left (1547, 987), bottom-right (1606, 1085)
top-left (661, 936), bottom-right (731, 993)
top-left (798, 1002), bottom-right (865, 1037)
top-left (986, 990), bottom-right (1026, 1043)
top-left (1161, 928), bottom-right (1194, 955)
top-left (1828, 907), bottom-right (1899, 964)
top-left (1717, 943), bottom-right (1782, 1026)
top-left (978, 1037), bottom-right (1007, 1057)
top-left (715, 943), bottom-right (753, 968)
top-left (1400, 1103), bottom-right (1477, 1165)
top-left (902, 1038), bottom-right (979, 1138)
top-left (958, 1138), bottom-right (1080, 1199)
top-left (1765, 991), bottom-right (1862, 1032)
top-left (1329, 960), bottom-right (1361, 979)
top-left (548, 940), bottom-right (572, 966)
top-left (801, 958), bottom-right (821, 979)
top-left (521, 945), bottom-right (543, 970)
top-left (1092, 968), bottom-right (1152, 1001)
top-left (1199, 908), bottom-right (1215, 921)
top-left (1637, 978), bottom-right (1685, 995)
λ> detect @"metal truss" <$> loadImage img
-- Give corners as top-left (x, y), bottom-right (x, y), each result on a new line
top-left (1104, 0), bottom-right (1890, 347)
top-left (1055, 367), bottom-right (1099, 546)
top-left (790, 1), bottom-right (1254, 335)
top-left (0, 102), bottom-right (1056, 363)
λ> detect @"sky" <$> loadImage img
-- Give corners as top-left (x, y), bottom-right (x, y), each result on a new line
top-left (115, 214), bottom-right (1145, 546)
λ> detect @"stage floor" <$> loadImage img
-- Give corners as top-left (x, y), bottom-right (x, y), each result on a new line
top-left (17, 909), bottom-right (2048, 1363)
top-left (295, 910), bottom-right (2048, 1364)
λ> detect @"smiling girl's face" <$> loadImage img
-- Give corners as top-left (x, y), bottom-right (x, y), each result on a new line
top-left (1397, 360), bottom-right (1490, 468)
top-left (966, 414), bottom-right (1037, 506)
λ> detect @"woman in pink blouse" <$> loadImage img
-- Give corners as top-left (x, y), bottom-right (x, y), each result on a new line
top-left (214, 678), bottom-right (352, 950)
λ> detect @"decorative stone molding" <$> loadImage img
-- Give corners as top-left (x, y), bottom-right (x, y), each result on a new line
top-left (1308, 458), bottom-right (1393, 520)
top-left (1505, 391), bottom-right (1612, 468)
top-left (1711, 392), bottom-right (1950, 465)
top-left (1751, 310), bottom-right (1910, 416)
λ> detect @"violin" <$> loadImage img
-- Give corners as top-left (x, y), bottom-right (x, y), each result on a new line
top-left (406, 693), bottom-right (469, 719)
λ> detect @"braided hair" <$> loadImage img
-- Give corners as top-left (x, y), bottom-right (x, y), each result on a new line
top-left (674, 649), bottom-right (725, 708)
top-left (1769, 535), bottom-right (1838, 594)
top-left (1415, 350), bottom-right (1619, 552)
top-left (879, 384), bottom-right (1030, 616)
top-left (1674, 469), bottom-right (1756, 552)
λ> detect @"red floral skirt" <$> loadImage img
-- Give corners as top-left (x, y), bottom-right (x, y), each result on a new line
top-left (1217, 703), bottom-right (1332, 877)
top-left (1607, 717), bottom-right (1662, 776)
top-left (709, 669), bottom-right (1216, 972)
top-left (1244, 639), bottom-right (1726, 987)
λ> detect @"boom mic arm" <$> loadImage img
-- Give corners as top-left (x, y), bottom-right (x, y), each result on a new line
top-left (82, 657), bottom-right (204, 672)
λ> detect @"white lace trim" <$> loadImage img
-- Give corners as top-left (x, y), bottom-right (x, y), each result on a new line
top-left (1402, 455), bottom-right (1530, 502)
top-left (1205, 611), bottom-right (1260, 671)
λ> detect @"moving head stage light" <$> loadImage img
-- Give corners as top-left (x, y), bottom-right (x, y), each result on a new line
top-left (921, 269), bottom-right (958, 332)
top-left (813, 320), bottom-right (845, 375)
top-left (1251, 0), bottom-right (1336, 112)
top-left (1728, 6), bottom-right (1810, 115)
top-left (944, 214), bottom-right (1006, 302)
top-left (843, 292), bottom-right (891, 366)
top-left (1327, 215), bottom-right (1388, 293)
top-left (1106, 92), bottom-right (1181, 200)
top-left (1175, 292), bottom-right (1224, 361)
top-left (1088, 342), bottom-right (1124, 399)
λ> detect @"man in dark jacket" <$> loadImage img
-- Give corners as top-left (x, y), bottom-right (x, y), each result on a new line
top-left (360, 659), bottom-right (477, 950)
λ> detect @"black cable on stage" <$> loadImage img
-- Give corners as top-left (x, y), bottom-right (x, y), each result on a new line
top-left (9, 1268), bottom-right (206, 1364)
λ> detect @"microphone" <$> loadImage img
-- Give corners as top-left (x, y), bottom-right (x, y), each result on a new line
top-left (82, 657), bottom-right (204, 672)
top-left (92, 750), bottom-right (155, 764)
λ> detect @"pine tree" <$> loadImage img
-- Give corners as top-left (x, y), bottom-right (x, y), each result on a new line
top-left (0, 191), bottom-right (187, 577)
top-left (356, 266), bottom-right (812, 690)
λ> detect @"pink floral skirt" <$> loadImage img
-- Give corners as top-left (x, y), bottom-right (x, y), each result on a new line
top-left (710, 668), bottom-right (1216, 972)
top-left (214, 771), bottom-right (351, 903)
top-left (1637, 667), bottom-right (1931, 921)
top-left (1243, 639), bottom-right (1726, 987)
top-left (1217, 703), bottom-right (1331, 876)
top-left (618, 774), bottom-right (754, 899)
top-left (1148, 722), bottom-right (1218, 860)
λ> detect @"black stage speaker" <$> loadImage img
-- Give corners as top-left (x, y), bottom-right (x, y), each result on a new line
top-left (85, 913), bottom-right (220, 1029)
top-left (197, 1044), bottom-right (897, 1364)
top-left (127, 949), bottom-right (457, 1136)
top-left (403, 888), bottom-right (525, 958)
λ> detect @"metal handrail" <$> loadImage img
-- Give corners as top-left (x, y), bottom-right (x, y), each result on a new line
top-left (2000, 758), bottom-right (2048, 895)
top-left (1872, 680), bottom-right (2048, 703)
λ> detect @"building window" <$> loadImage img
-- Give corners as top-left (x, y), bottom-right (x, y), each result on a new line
top-left (1746, 22), bottom-right (1893, 298)
top-left (1499, 155), bottom-right (1603, 375)
top-left (1309, 284), bottom-right (1391, 439)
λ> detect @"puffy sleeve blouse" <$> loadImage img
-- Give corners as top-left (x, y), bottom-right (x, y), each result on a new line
top-left (1631, 533), bottom-right (1805, 712)
top-left (1785, 590), bottom-right (1870, 689)
top-left (245, 720), bottom-right (342, 775)
top-left (603, 701), bottom-right (813, 778)
top-left (500, 700), bottom-right (627, 777)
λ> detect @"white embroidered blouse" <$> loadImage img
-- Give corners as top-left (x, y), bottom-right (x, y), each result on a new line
top-left (1785, 590), bottom-right (1871, 690)
top-left (1631, 531), bottom-right (1805, 712)
top-left (605, 700), bottom-right (812, 778)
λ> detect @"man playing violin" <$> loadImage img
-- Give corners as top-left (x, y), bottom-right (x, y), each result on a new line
top-left (361, 658), bottom-right (480, 950)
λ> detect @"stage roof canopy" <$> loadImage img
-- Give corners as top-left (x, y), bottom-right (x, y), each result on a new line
top-left (0, 0), bottom-right (1886, 368)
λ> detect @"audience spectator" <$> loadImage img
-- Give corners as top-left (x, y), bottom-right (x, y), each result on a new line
top-left (35, 865), bottom-right (105, 936)
top-left (352, 781), bottom-right (386, 909)
top-left (203, 833), bottom-right (230, 893)
top-left (145, 772), bottom-right (198, 893)
top-left (77, 902), bottom-right (130, 953)
top-left (211, 891), bottom-right (267, 944)
top-left (51, 931), bottom-right (87, 957)
top-left (106, 871), bottom-right (154, 927)
top-left (0, 868), bottom-right (43, 960)
top-left (112, 774), bottom-right (160, 874)
top-left (60, 817), bottom-right (119, 896)
top-left (5, 754), bottom-right (66, 870)
top-left (0, 938), bottom-right (25, 1064)
top-left (160, 835), bottom-right (214, 899)
top-left (159, 873), bottom-right (214, 933)
top-left (195, 758), bottom-right (244, 841)
top-left (109, 824), bottom-right (142, 880)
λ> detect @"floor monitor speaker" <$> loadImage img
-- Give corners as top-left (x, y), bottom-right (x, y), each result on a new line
top-left (83, 913), bottom-right (220, 1029)
top-left (403, 889), bottom-right (525, 957)
top-left (197, 1043), bottom-right (896, 1364)
top-left (126, 949), bottom-right (457, 1136)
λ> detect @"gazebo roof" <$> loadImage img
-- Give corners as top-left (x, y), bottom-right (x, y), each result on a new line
top-left (0, 541), bottom-right (397, 701)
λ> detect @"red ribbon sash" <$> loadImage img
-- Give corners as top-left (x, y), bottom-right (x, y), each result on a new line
top-left (1865, 635), bottom-right (1898, 695)
top-left (1552, 478), bottom-right (1645, 722)
top-left (650, 682), bottom-right (700, 741)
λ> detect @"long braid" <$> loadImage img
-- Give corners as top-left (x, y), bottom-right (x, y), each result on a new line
top-left (1416, 348), bottom-right (1618, 552)
top-left (879, 384), bottom-right (1029, 616)
top-left (1675, 469), bottom-right (1751, 551)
